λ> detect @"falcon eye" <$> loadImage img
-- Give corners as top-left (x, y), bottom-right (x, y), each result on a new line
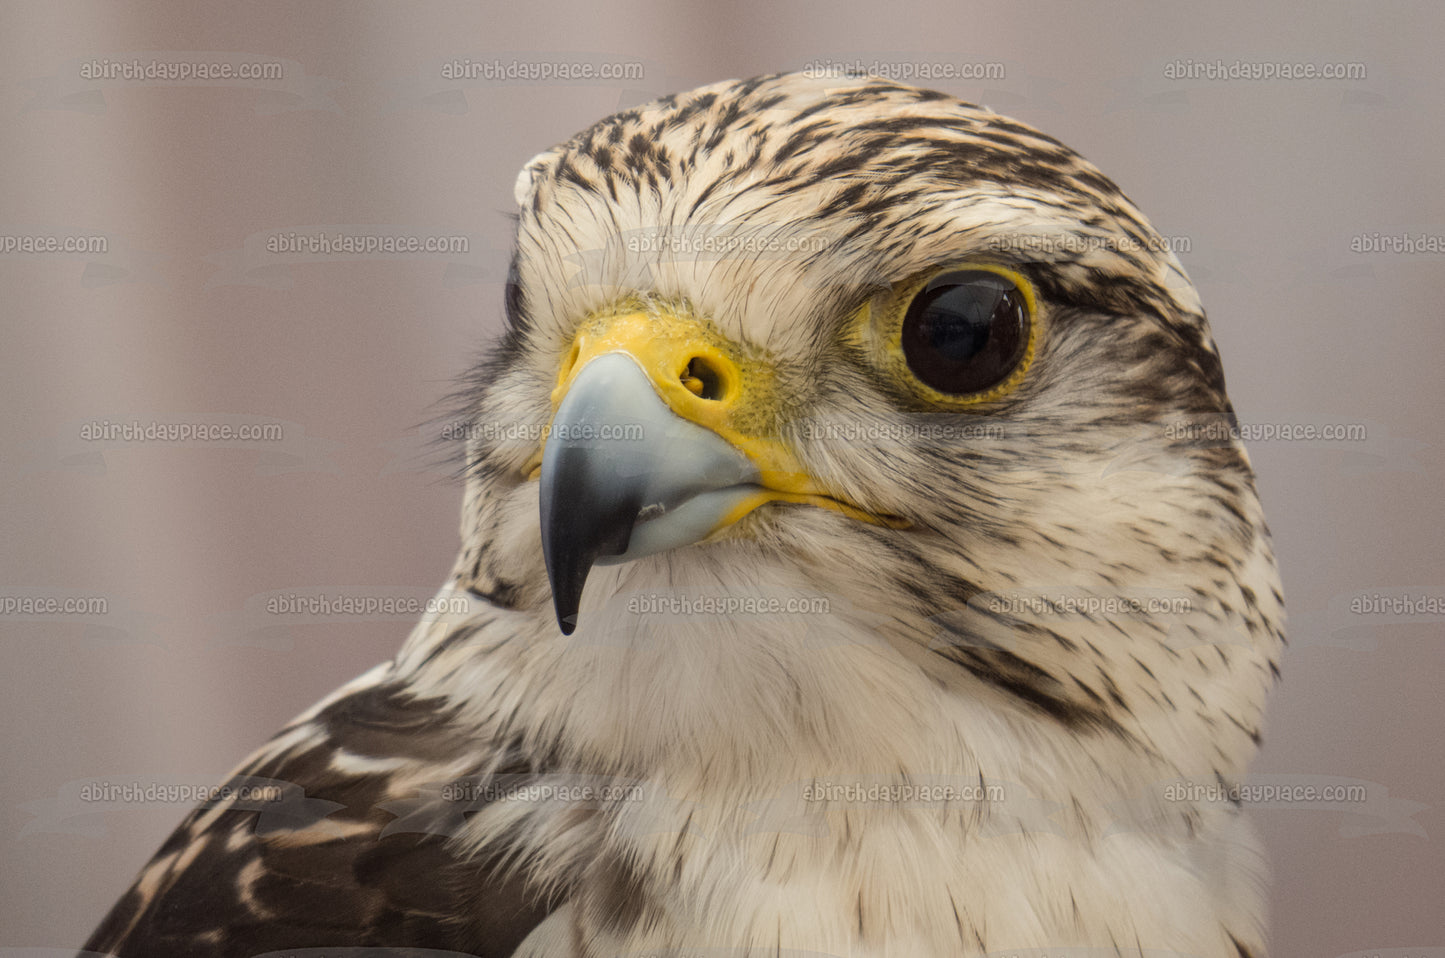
top-left (899, 270), bottom-right (1031, 397)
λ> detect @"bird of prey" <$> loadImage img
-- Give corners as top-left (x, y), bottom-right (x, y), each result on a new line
top-left (82, 72), bottom-right (1284, 958)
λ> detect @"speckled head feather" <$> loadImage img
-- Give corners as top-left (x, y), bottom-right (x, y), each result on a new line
top-left (454, 69), bottom-right (1279, 747)
top-left (84, 72), bottom-right (1283, 958)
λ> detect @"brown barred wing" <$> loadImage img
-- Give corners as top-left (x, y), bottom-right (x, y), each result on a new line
top-left (79, 678), bottom-right (558, 958)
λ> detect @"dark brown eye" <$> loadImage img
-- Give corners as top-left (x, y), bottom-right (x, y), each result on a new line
top-left (899, 270), bottom-right (1030, 396)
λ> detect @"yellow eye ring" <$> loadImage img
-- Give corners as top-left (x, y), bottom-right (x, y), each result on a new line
top-left (866, 262), bottom-right (1040, 407)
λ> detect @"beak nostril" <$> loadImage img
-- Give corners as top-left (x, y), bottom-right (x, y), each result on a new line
top-left (683, 356), bottom-right (726, 401)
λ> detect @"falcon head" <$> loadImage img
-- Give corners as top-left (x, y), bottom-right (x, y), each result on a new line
top-left (449, 71), bottom-right (1282, 777)
top-left (80, 71), bottom-right (1287, 958)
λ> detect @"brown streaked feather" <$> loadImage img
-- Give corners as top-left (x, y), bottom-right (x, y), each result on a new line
top-left (81, 678), bottom-right (559, 958)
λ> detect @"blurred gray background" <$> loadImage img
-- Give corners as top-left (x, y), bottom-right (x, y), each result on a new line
top-left (2, 1), bottom-right (1441, 955)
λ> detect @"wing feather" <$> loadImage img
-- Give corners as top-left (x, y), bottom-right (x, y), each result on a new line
top-left (81, 668), bottom-right (560, 957)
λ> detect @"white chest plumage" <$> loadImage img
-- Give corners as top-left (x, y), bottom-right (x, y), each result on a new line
top-left (401, 545), bottom-right (1272, 958)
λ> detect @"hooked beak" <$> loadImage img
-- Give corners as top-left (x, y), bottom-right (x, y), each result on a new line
top-left (536, 308), bottom-right (903, 634)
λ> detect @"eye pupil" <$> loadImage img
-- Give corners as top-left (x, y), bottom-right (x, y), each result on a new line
top-left (900, 270), bottom-right (1029, 396)
top-left (918, 290), bottom-right (991, 360)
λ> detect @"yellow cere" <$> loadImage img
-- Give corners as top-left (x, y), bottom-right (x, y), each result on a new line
top-left (537, 303), bottom-right (908, 532)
